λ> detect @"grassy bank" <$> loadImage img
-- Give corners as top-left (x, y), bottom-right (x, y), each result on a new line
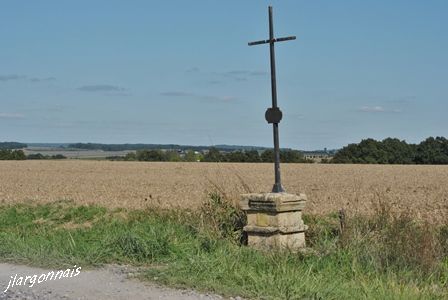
top-left (0, 197), bottom-right (447, 299)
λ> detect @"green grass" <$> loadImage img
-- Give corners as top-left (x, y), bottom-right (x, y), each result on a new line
top-left (0, 199), bottom-right (447, 299)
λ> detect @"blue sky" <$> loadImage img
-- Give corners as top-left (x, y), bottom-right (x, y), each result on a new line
top-left (1, 1), bottom-right (447, 150)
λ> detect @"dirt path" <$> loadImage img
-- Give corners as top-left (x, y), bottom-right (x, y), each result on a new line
top-left (0, 263), bottom-right (229, 300)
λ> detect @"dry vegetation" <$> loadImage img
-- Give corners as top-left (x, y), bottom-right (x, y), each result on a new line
top-left (1, 160), bottom-right (447, 223)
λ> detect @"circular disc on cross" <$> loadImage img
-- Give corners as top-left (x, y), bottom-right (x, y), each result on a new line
top-left (265, 107), bottom-right (283, 124)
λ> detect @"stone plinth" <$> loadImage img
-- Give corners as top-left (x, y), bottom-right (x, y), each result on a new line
top-left (240, 192), bottom-right (307, 251)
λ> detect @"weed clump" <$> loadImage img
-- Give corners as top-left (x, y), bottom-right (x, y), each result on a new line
top-left (112, 231), bottom-right (170, 262)
top-left (199, 191), bottom-right (246, 243)
top-left (305, 197), bottom-right (447, 276)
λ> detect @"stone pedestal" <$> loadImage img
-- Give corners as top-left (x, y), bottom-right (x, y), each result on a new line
top-left (239, 192), bottom-right (307, 251)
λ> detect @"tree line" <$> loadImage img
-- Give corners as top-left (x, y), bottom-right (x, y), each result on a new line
top-left (110, 148), bottom-right (312, 163)
top-left (3, 137), bottom-right (448, 164)
top-left (202, 148), bottom-right (311, 163)
top-left (27, 153), bottom-right (67, 160)
top-left (0, 142), bottom-right (27, 149)
top-left (0, 150), bottom-right (67, 160)
top-left (332, 137), bottom-right (448, 164)
top-left (68, 143), bottom-right (267, 152)
top-left (0, 149), bottom-right (26, 160)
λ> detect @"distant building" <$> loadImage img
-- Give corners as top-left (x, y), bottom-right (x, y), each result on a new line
top-left (302, 151), bottom-right (333, 162)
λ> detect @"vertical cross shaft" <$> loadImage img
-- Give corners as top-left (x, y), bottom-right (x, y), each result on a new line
top-left (268, 6), bottom-right (283, 193)
top-left (248, 6), bottom-right (296, 193)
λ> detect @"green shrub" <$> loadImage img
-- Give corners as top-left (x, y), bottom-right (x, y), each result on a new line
top-left (0, 149), bottom-right (26, 160)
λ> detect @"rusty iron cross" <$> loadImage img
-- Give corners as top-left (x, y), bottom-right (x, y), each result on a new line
top-left (248, 6), bottom-right (296, 193)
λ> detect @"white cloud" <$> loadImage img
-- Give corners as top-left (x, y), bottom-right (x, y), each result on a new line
top-left (29, 77), bottom-right (56, 82)
top-left (185, 67), bottom-right (200, 73)
top-left (0, 75), bottom-right (25, 81)
top-left (0, 113), bottom-right (25, 119)
top-left (160, 91), bottom-right (194, 97)
top-left (359, 106), bottom-right (385, 112)
top-left (0, 74), bottom-right (55, 82)
top-left (358, 106), bottom-right (401, 113)
top-left (213, 70), bottom-right (267, 82)
top-left (161, 91), bottom-right (237, 103)
top-left (200, 95), bottom-right (237, 102)
top-left (77, 84), bottom-right (127, 92)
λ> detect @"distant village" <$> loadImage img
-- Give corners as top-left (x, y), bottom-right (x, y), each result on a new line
top-left (2, 142), bottom-right (337, 162)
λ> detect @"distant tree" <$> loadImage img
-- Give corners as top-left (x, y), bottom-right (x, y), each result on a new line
top-left (332, 137), bottom-right (448, 165)
top-left (106, 156), bottom-right (125, 161)
top-left (136, 150), bottom-right (164, 161)
top-left (13, 150), bottom-right (26, 160)
top-left (245, 150), bottom-right (261, 162)
top-left (280, 150), bottom-right (305, 163)
top-left (203, 147), bottom-right (223, 162)
top-left (0, 149), bottom-right (26, 160)
top-left (27, 153), bottom-right (46, 160)
top-left (415, 137), bottom-right (448, 164)
top-left (381, 138), bottom-right (415, 164)
top-left (124, 152), bottom-right (137, 161)
top-left (28, 153), bottom-right (66, 160)
top-left (226, 151), bottom-right (246, 162)
top-left (184, 150), bottom-right (197, 162)
top-left (165, 150), bottom-right (181, 162)
top-left (333, 139), bottom-right (387, 164)
top-left (260, 149), bottom-right (307, 163)
top-left (261, 149), bottom-right (274, 163)
top-left (331, 143), bottom-right (359, 163)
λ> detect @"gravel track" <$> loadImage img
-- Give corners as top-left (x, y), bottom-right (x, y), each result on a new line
top-left (0, 263), bottom-right (226, 300)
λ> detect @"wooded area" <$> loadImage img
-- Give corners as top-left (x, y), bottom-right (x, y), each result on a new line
top-left (332, 137), bottom-right (448, 164)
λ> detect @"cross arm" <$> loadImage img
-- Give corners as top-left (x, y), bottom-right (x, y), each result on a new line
top-left (248, 35), bottom-right (296, 46)
top-left (275, 36), bottom-right (296, 42)
top-left (248, 39), bottom-right (270, 46)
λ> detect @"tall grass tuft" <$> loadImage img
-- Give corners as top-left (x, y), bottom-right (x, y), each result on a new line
top-left (199, 191), bottom-right (246, 244)
top-left (338, 196), bottom-right (445, 275)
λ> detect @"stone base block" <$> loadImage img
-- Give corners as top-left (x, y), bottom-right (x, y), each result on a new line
top-left (246, 211), bottom-right (305, 230)
top-left (247, 232), bottom-right (306, 251)
top-left (240, 192), bottom-right (307, 212)
top-left (240, 192), bottom-right (307, 251)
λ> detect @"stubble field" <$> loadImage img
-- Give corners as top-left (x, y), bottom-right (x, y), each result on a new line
top-left (1, 160), bottom-right (447, 223)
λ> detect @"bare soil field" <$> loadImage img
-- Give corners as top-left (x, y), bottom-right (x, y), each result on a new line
top-left (1, 160), bottom-right (447, 223)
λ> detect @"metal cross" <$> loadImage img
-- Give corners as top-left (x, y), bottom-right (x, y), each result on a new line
top-left (248, 6), bottom-right (296, 193)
